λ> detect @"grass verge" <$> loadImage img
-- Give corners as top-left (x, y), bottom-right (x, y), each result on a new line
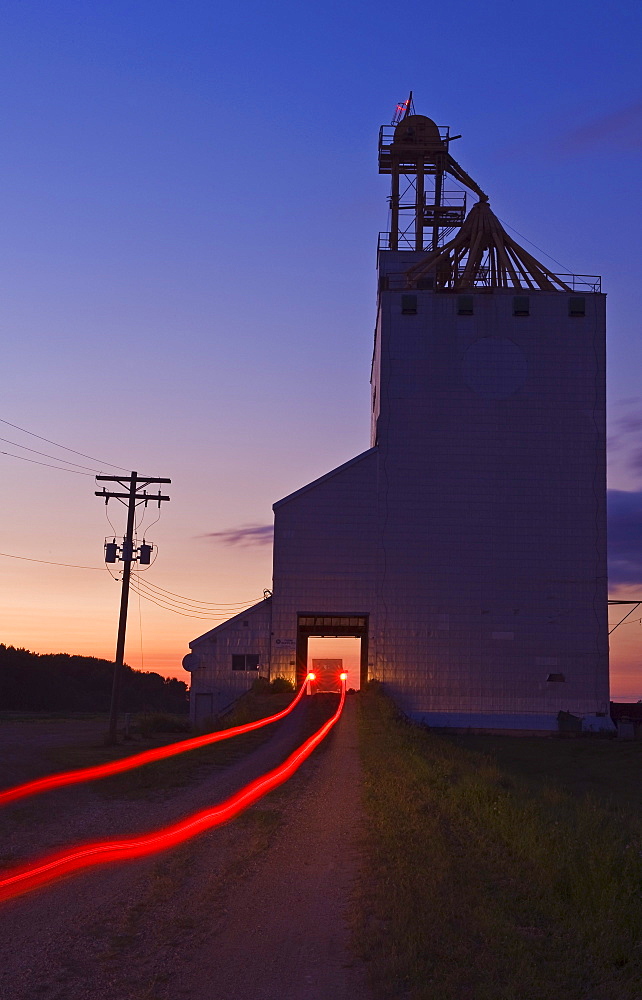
top-left (355, 685), bottom-right (642, 1000)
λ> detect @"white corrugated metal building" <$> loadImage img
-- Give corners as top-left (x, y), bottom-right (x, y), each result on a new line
top-left (184, 109), bottom-right (610, 732)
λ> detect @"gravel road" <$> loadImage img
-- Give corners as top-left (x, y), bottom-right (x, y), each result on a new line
top-left (0, 696), bottom-right (371, 1000)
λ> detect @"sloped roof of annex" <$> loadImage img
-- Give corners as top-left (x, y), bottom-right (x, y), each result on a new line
top-left (272, 447), bottom-right (378, 510)
top-left (190, 596), bottom-right (272, 647)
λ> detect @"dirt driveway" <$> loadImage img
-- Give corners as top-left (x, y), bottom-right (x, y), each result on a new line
top-left (0, 697), bottom-right (371, 1000)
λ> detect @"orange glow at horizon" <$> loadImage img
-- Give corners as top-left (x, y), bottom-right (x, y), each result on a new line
top-left (3, 554), bottom-right (641, 700)
top-left (0, 548), bottom-right (269, 682)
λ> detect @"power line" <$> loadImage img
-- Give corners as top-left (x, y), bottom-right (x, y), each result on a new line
top-left (132, 575), bottom-right (248, 618)
top-left (129, 581), bottom-right (234, 620)
top-left (496, 216), bottom-right (573, 273)
top-left (446, 176), bottom-right (574, 273)
top-left (136, 574), bottom-right (260, 612)
top-left (135, 505), bottom-right (162, 537)
top-left (105, 504), bottom-right (119, 537)
top-left (134, 588), bottom-right (257, 614)
top-left (132, 584), bottom-right (247, 621)
top-left (0, 551), bottom-right (105, 570)
top-left (609, 602), bottom-right (641, 634)
top-left (133, 575), bottom-right (263, 607)
top-left (137, 584), bottom-right (144, 672)
top-left (129, 577), bottom-right (248, 614)
top-left (0, 417), bottom-right (130, 472)
top-left (1, 450), bottom-right (96, 475)
top-left (0, 436), bottom-right (99, 472)
top-left (0, 551), bottom-right (262, 615)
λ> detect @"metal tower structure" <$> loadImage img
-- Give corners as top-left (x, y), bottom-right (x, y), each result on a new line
top-left (405, 198), bottom-right (600, 291)
top-left (378, 95), bottom-right (487, 252)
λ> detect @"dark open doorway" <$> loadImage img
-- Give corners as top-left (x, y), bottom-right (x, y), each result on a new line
top-left (296, 614), bottom-right (368, 690)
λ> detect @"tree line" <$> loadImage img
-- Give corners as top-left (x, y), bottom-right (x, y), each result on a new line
top-left (0, 645), bottom-right (188, 714)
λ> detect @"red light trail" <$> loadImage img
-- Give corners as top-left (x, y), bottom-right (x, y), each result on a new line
top-left (0, 681), bottom-right (345, 904)
top-left (0, 675), bottom-right (314, 808)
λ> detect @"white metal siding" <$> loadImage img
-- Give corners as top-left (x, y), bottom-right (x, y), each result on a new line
top-left (268, 279), bottom-right (608, 729)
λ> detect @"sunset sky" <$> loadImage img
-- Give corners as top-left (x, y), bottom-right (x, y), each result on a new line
top-left (1, 1), bottom-right (641, 698)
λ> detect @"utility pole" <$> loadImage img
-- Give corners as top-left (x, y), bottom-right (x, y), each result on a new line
top-left (96, 471), bottom-right (171, 743)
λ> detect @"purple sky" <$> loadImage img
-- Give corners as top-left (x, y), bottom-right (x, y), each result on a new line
top-left (1, 0), bottom-right (641, 696)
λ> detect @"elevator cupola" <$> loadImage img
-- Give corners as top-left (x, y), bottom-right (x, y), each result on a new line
top-left (379, 94), bottom-right (487, 252)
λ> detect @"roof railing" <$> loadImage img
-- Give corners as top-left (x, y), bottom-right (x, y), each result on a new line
top-left (378, 124), bottom-right (451, 151)
top-left (378, 268), bottom-right (602, 293)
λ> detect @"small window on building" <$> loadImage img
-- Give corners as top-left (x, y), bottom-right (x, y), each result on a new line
top-left (401, 294), bottom-right (417, 315)
top-left (457, 295), bottom-right (474, 315)
top-left (232, 654), bottom-right (260, 671)
top-left (569, 297), bottom-right (585, 317)
top-left (547, 672), bottom-right (566, 682)
top-left (513, 296), bottom-right (530, 316)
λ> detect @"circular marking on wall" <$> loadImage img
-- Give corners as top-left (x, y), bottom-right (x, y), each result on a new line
top-left (462, 337), bottom-right (528, 399)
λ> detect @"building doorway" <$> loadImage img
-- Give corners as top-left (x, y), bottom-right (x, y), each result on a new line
top-left (296, 615), bottom-right (368, 690)
top-left (309, 636), bottom-right (362, 692)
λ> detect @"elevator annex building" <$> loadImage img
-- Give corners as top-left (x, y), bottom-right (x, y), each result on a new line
top-left (184, 104), bottom-right (610, 733)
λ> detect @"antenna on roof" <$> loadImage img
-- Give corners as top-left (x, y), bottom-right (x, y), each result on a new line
top-left (392, 91), bottom-right (414, 125)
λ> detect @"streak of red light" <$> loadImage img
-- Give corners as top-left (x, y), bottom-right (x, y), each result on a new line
top-left (0, 681), bottom-right (345, 904)
top-left (0, 676), bottom-right (315, 808)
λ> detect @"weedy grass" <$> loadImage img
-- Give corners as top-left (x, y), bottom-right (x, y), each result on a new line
top-left (0, 690), bottom-right (336, 836)
top-left (43, 691), bottom-right (296, 800)
top-left (355, 686), bottom-right (642, 1000)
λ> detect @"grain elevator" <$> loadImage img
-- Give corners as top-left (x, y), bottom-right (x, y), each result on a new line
top-left (185, 103), bottom-right (610, 732)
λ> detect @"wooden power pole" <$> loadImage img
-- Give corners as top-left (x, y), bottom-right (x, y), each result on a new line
top-left (96, 471), bottom-right (171, 744)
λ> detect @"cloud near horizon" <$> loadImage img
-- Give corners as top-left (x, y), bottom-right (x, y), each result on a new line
top-left (555, 101), bottom-right (642, 154)
top-left (199, 523), bottom-right (274, 547)
top-left (608, 489), bottom-right (642, 588)
top-left (609, 399), bottom-right (642, 481)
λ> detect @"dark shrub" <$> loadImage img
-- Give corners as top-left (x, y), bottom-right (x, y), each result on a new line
top-left (138, 713), bottom-right (192, 737)
top-left (270, 676), bottom-right (294, 693)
